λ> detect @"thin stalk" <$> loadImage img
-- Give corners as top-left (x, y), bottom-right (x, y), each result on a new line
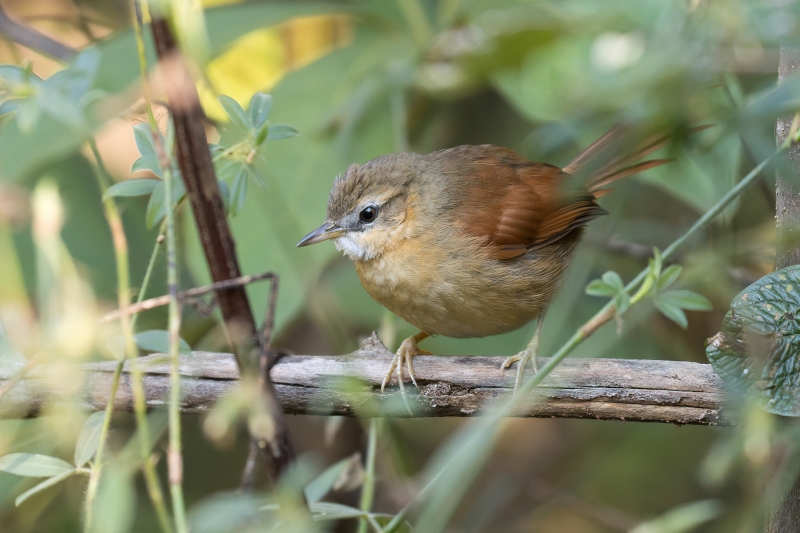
top-left (357, 419), bottom-right (380, 533)
top-left (162, 135), bottom-right (189, 533)
top-left (132, 1), bottom-right (190, 531)
top-left (84, 223), bottom-right (164, 530)
top-left (133, 2), bottom-right (188, 528)
top-left (83, 363), bottom-right (122, 533)
top-left (133, 0), bottom-right (158, 132)
top-left (386, 141), bottom-right (787, 533)
top-left (84, 139), bottom-right (173, 533)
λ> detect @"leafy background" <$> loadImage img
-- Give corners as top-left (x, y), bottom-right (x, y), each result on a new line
top-left (0, 0), bottom-right (798, 532)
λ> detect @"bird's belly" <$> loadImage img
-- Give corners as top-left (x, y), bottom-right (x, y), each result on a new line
top-left (354, 238), bottom-right (576, 339)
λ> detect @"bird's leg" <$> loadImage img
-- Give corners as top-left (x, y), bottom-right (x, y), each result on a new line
top-left (381, 331), bottom-right (431, 394)
top-left (501, 313), bottom-right (546, 391)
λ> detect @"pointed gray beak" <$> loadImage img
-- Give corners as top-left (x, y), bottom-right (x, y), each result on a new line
top-left (296, 223), bottom-right (345, 247)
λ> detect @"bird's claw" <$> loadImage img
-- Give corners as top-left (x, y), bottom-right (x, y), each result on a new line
top-left (381, 337), bottom-right (428, 393)
top-left (500, 348), bottom-right (539, 393)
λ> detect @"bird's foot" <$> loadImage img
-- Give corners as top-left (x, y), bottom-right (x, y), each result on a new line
top-left (381, 336), bottom-right (432, 393)
top-left (500, 347), bottom-right (539, 393)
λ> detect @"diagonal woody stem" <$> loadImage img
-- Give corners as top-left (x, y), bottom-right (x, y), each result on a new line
top-left (148, 15), bottom-right (296, 480)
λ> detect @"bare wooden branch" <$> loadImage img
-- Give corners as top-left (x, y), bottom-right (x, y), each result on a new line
top-left (100, 272), bottom-right (277, 323)
top-left (0, 334), bottom-right (731, 425)
top-left (775, 45), bottom-right (800, 270)
top-left (148, 17), bottom-right (295, 478)
top-left (0, 5), bottom-right (76, 61)
top-left (767, 43), bottom-right (800, 533)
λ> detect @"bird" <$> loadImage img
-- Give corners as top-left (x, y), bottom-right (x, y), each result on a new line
top-left (297, 125), bottom-right (680, 394)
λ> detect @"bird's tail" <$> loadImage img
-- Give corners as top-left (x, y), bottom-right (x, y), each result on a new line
top-left (563, 124), bottom-right (708, 197)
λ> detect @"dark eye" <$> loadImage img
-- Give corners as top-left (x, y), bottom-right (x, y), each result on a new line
top-left (359, 206), bottom-right (377, 223)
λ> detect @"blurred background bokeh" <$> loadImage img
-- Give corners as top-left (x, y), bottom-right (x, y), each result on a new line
top-left (1, 0), bottom-right (798, 531)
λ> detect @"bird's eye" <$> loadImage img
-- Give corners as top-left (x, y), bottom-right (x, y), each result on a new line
top-left (359, 206), bottom-right (378, 223)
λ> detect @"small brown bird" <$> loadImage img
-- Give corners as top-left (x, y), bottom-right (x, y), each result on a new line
top-left (298, 126), bottom-right (675, 392)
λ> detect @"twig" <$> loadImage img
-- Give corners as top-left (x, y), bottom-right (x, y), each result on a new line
top-left (0, 5), bottom-right (76, 61)
top-left (100, 272), bottom-right (277, 323)
top-left (766, 43), bottom-right (800, 533)
top-left (84, 138), bottom-right (174, 533)
top-left (239, 443), bottom-right (260, 492)
top-left (148, 15), bottom-right (296, 480)
top-left (85, 222), bottom-right (166, 521)
top-left (358, 418), bottom-right (380, 533)
top-left (240, 273), bottom-right (279, 490)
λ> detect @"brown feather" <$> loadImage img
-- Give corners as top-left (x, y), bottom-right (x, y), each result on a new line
top-left (451, 126), bottom-right (685, 260)
top-left (588, 158), bottom-right (673, 192)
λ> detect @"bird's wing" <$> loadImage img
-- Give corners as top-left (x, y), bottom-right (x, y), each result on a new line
top-left (449, 146), bottom-right (605, 260)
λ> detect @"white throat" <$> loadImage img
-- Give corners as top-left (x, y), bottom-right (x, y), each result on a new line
top-left (334, 233), bottom-right (376, 261)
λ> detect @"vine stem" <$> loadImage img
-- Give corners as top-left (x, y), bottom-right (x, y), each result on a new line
top-left (84, 139), bottom-right (174, 533)
top-left (83, 220), bottom-right (164, 531)
top-left (357, 418), bottom-right (380, 533)
top-left (133, 1), bottom-right (188, 531)
top-left (161, 91), bottom-right (189, 533)
top-left (386, 137), bottom-right (788, 533)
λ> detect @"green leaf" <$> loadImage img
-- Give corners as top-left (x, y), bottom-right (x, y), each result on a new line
top-left (132, 122), bottom-right (156, 157)
top-left (304, 455), bottom-right (356, 503)
top-left (218, 95), bottom-right (249, 131)
top-left (0, 454), bottom-right (75, 477)
top-left (117, 412), bottom-right (168, 475)
top-left (103, 178), bottom-right (160, 201)
top-left (640, 248), bottom-right (664, 296)
top-left (630, 500), bottom-right (722, 533)
top-left (131, 154), bottom-right (163, 177)
top-left (309, 501), bottom-right (366, 520)
top-left (214, 157), bottom-right (240, 182)
top-left (248, 93), bottom-right (273, 128)
top-left (189, 492), bottom-right (268, 533)
top-left (707, 265), bottom-right (800, 416)
top-left (229, 167), bottom-right (248, 217)
top-left (134, 330), bottom-right (192, 354)
top-left (145, 181), bottom-right (165, 229)
top-left (15, 469), bottom-right (77, 507)
top-left (585, 279), bottom-right (617, 297)
top-left (266, 123), bottom-right (300, 140)
top-left (254, 122), bottom-right (269, 145)
top-left (614, 292), bottom-right (631, 315)
top-left (652, 247), bottom-right (663, 275)
top-left (89, 466), bottom-right (135, 533)
top-left (657, 265), bottom-right (683, 292)
top-left (74, 411), bottom-right (106, 467)
top-left (601, 271), bottom-right (624, 292)
top-left (654, 298), bottom-right (688, 329)
top-left (659, 290), bottom-right (712, 311)
top-left (16, 101), bottom-right (41, 133)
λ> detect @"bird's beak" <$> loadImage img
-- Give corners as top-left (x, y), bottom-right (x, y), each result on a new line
top-left (296, 223), bottom-right (345, 247)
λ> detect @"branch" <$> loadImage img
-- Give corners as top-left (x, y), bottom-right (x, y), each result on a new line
top-left (775, 46), bottom-right (800, 270)
top-left (100, 272), bottom-right (277, 323)
top-left (0, 5), bottom-right (76, 61)
top-left (0, 335), bottom-right (731, 425)
top-left (148, 17), bottom-right (295, 478)
top-left (767, 44), bottom-right (800, 533)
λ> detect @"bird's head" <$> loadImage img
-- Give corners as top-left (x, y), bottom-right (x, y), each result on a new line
top-left (296, 153), bottom-right (419, 262)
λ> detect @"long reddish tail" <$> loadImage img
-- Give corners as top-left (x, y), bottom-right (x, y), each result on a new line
top-left (563, 124), bottom-right (708, 196)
